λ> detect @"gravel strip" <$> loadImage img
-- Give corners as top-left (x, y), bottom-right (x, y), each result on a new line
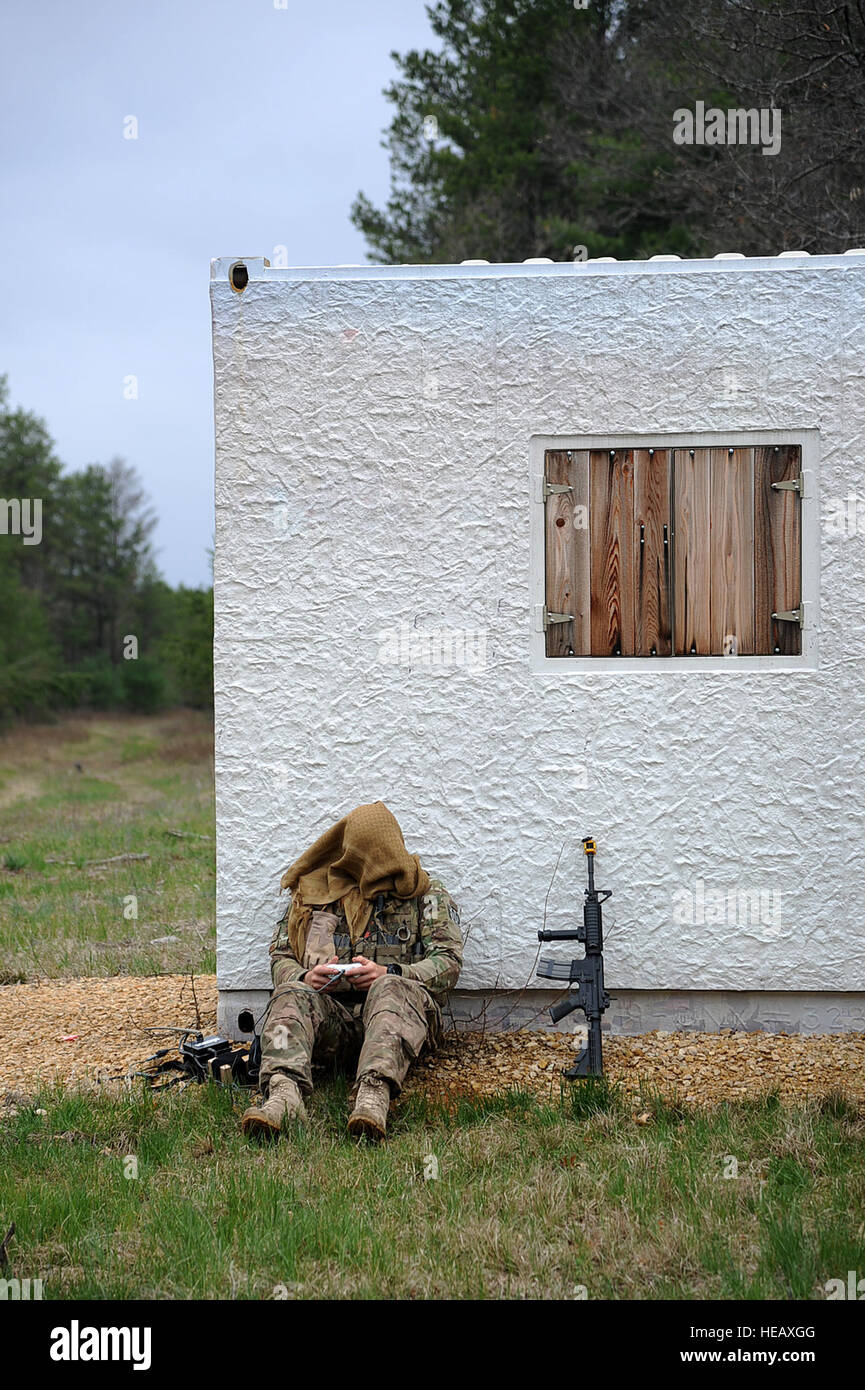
top-left (1, 976), bottom-right (862, 1109)
top-left (0, 975), bottom-right (217, 1097)
top-left (405, 1027), bottom-right (865, 1110)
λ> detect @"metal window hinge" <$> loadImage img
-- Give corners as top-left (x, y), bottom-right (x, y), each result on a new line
top-left (771, 474), bottom-right (804, 496)
top-left (543, 480), bottom-right (574, 502)
top-left (772, 604), bottom-right (805, 628)
top-left (543, 605), bottom-right (574, 631)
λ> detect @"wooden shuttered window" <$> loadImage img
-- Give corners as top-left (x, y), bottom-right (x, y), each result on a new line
top-left (544, 445), bottom-right (802, 657)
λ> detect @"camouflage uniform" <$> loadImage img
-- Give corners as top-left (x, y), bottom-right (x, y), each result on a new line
top-left (259, 878), bottom-right (462, 1098)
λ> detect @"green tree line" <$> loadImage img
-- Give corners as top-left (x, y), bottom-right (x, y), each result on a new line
top-left (0, 376), bottom-right (213, 723)
top-left (352, 0), bottom-right (865, 264)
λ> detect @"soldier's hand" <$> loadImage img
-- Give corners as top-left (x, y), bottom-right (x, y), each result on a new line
top-left (350, 955), bottom-right (387, 990)
top-left (304, 955), bottom-right (342, 990)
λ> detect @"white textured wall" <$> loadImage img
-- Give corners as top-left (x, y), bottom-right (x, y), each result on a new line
top-left (211, 256), bottom-right (865, 997)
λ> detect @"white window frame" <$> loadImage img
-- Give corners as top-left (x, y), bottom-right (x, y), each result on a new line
top-left (529, 428), bottom-right (820, 673)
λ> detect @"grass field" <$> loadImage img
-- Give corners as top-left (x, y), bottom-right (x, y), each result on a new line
top-left (1, 712), bottom-right (863, 1301)
top-left (2, 1078), bottom-right (863, 1300)
top-left (0, 711), bottom-right (214, 981)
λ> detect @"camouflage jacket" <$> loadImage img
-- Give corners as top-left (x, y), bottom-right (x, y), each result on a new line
top-left (269, 877), bottom-right (463, 1000)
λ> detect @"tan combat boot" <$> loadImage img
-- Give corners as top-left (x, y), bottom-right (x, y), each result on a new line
top-left (241, 1074), bottom-right (306, 1140)
top-left (347, 1073), bottom-right (391, 1142)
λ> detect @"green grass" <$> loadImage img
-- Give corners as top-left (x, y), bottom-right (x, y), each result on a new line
top-left (0, 711), bottom-right (215, 979)
top-left (1, 1080), bottom-right (862, 1300)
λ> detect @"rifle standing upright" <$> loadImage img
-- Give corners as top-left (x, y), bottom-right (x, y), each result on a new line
top-left (536, 836), bottom-right (612, 1078)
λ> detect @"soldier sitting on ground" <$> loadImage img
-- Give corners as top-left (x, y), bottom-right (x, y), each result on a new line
top-left (241, 801), bottom-right (463, 1143)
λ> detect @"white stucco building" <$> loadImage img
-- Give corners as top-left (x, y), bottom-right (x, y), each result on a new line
top-left (211, 251), bottom-right (865, 1039)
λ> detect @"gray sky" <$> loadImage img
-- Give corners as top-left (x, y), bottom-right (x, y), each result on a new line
top-left (0, 0), bottom-right (434, 586)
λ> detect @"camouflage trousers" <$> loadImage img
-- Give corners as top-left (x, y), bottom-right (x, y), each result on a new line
top-left (258, 974), bottom-right (443, 1098)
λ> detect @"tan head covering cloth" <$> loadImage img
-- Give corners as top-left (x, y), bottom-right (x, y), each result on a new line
top-left (280, 801), bottom-right (431, 960)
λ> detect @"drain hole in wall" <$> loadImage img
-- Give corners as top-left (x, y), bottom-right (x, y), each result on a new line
top-left (229, 262), bottom-right (249, 293)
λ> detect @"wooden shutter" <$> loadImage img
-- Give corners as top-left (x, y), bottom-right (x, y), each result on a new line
top-left (672, 445), bottom-right (801, 656)
top-left (545, 443), bottom-right (801, 657)
top-left (543, 449), bottom-right (589, 656)
top-left (542, 448), bottom-right (672, 657)
top-left (754, 445), bottom-right (802, 655)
